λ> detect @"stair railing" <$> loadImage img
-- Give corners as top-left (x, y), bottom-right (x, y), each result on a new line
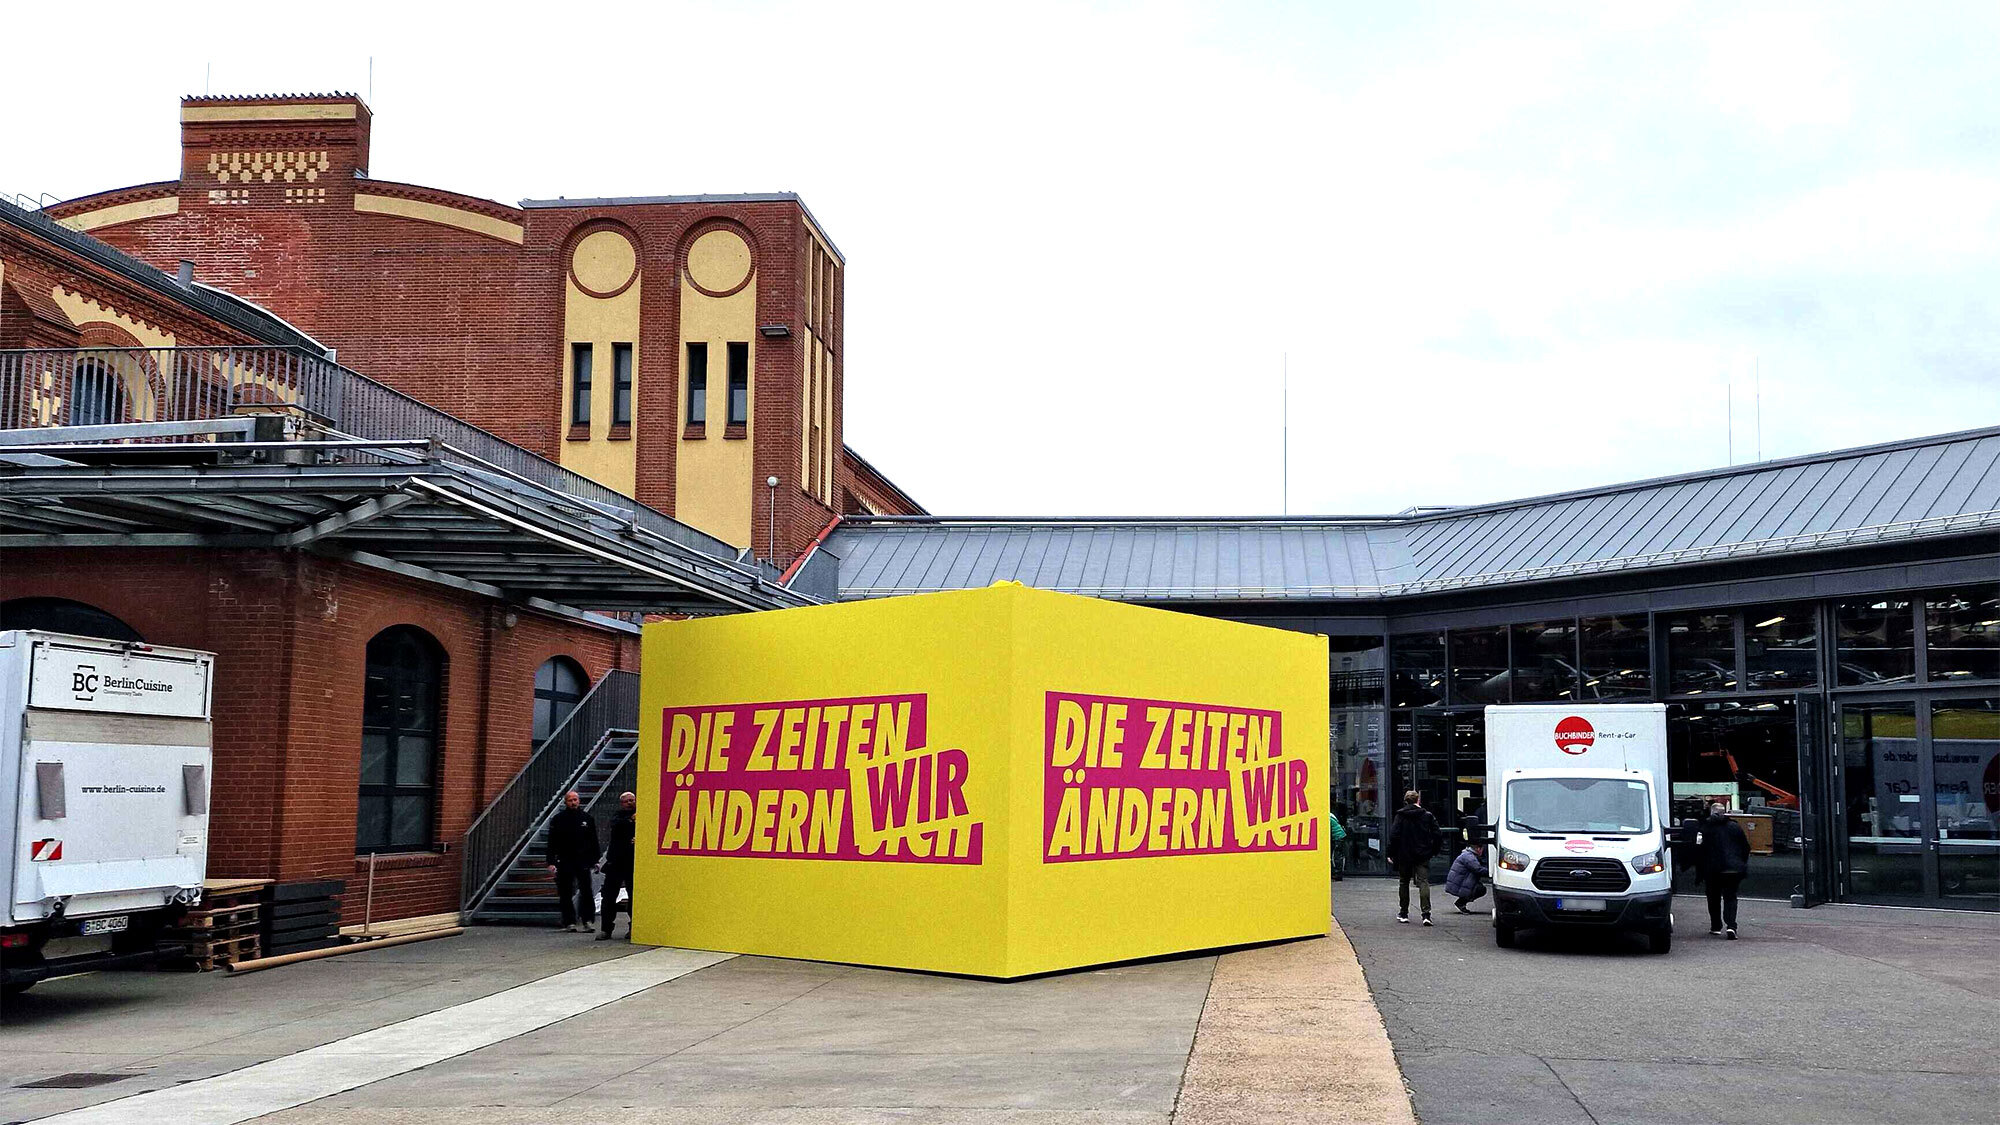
top-left (461, 669), bottom-right (640, 912)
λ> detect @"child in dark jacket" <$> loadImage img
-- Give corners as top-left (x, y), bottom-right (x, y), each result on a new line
top-left (1444, 844), bottom-right (1489, 914)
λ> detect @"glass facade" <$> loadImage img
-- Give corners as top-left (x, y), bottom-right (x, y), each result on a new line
top-left (1326, 580), bottom-right (2000, 911)
top-left (1511, 620), bottom-right (1579, 702)
top-left (1926, 588), bottom-right (2000, 683)
top-left (1330, 709), bottom-right (1389, 876)
top-left (1579, 615), bottom-right (1650, 699)
top-left (1836, 597), bottom-right (1916, 685)
top-left (1448, 627), bottom-right (1507, 706)
top-left (1390, 632), bottom-right (1446, 708)
top-left (1666, 612), bottom-right (1736, 694)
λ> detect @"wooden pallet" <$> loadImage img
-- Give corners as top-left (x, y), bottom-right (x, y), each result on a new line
top-left (177, 902), bottom-right (262, 930)
top-left (169, 931), bottom-right (262, 971)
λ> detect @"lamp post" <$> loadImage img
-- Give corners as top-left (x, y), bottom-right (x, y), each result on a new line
top-left (766, 476), bottom-right (779, 567)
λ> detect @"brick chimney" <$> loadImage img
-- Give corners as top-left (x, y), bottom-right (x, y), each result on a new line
top-left (178, 93), bottom-right (372, 211)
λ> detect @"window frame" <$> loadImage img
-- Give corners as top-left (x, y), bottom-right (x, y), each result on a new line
top-left (610, 343), bottom-right (633, 427)
top-left (570, 342), bottom-right (594, 428)
top-left (686, 342), bottom-right (708, 427)
top-left (532, 656), bottom-right (590, 750)
top-left (726, 341), bottom-right (749, 427)
top-left (357, 626), bottom-right (444, 854)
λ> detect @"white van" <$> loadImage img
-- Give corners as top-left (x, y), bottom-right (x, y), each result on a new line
top-left (1476, 704), bottom-right (1674, 954)
top-left (2, 631), bottom-right (214, 995)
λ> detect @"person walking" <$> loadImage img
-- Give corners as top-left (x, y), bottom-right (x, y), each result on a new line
top-left (1328, 805), bottom-right (1349, 881)
top-left (1385, 790), bottom-right (1442, 926)
top-left (1444, 842), bottom-right (1489, 914)
top-left (1696, 802), bottom-right (1751, 939)
top-left (597, 791), bottom-right (637, 941)
top-left (544, 790), bottom-right (600, 933)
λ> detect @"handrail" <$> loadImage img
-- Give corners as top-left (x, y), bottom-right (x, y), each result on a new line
top-left (0, 346), bottom-right (770, 572)
top-left (460, 669), bottom-right (639, 911)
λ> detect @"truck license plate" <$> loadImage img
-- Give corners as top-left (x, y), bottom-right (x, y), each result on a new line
top-left (1555, 899), bottom-right (1606, 912)
top-left (80, 915), bottom-right (129, 936)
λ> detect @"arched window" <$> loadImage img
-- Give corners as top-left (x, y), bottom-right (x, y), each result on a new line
top-left (358, 626), bottom-right (443, 853)
top-left (0, 597), bottom-right (143, 641)
top-left (69, 359), bottom-right (127, 426)
top-left (533, 656), bottom-right (589, 749)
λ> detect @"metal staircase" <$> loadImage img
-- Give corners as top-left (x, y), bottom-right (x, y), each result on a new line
top-left (469, 731), bottom-right (637, 925)
top-left (460, 670), bottom-right (639, 925)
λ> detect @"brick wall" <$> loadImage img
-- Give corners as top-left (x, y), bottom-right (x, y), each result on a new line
top-left (0, 547), bottom-right (638, 922)
top-left (44, 95), bottom-right (875, 564)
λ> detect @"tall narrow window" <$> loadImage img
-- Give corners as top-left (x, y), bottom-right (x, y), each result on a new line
top-left (532, 657), bottom-right (588, 750)
top-left (358, 626), bottom-right (443, 853)
top-left (570, 343), bottom-right (593, 427)
top-left (686, 343), bottom-right (708, 426)
top-left (727, 342), bottom-right (750, 426)
top-left (611, 343), bottom-right (633, 426)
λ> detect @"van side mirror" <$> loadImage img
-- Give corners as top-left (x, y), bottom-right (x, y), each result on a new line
top-left (1463, 821), bottom-right (1493, 847)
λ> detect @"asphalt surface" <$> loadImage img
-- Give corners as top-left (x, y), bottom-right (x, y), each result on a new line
top-left (1333, 878), bottom-right (2000, 1125)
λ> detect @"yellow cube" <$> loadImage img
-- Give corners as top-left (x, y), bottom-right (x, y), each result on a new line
top-left (632, 583), bottom-right (1329, 977)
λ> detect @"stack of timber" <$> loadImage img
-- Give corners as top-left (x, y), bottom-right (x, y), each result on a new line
top-left (339, 911), bottom-right (462, 943)
top-left (260, 879), bottom-right (345, 957)
top-left (165, 878), bottom-right (269, 970)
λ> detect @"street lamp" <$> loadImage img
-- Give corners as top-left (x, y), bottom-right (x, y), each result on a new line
top-left (767, 476), bottom-right (779, 566)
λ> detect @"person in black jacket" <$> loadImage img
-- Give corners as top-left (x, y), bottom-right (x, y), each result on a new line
top-left (597, 791), bottom-right (637, 941)
top-left (1696, 802), bottom-right (1752, 938)
top-left (1385, 790), bottom-right (1443, 926)
top-left (544, 790), bottom-right (601, 932)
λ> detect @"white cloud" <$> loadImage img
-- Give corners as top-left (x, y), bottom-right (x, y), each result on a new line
top-left (5, 1), bottom-right (1995, 517)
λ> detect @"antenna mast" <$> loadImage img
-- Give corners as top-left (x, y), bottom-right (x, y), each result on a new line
top-left (1281, 353), bottom-right (1289, 515)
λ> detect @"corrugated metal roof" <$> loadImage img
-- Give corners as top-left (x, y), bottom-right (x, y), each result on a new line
top-left (823, 425), bottom-right (2000, 601)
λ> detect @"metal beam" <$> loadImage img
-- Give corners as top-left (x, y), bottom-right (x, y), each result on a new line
top-left (0, 533), bottom-right (265, 548)
top-left (274, 492), bottom-right (422, 547)
top-left (0, 419), bottom-right (259, 445)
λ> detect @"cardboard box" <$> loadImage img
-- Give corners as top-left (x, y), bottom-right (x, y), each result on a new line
top-left (631, 583), bottom-right (1329, 977)
top-left (1727, 812), bottom-right (1776, 856)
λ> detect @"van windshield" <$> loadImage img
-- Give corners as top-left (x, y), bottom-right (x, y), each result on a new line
top-left (1505, 778), bottom-right (1652, 834)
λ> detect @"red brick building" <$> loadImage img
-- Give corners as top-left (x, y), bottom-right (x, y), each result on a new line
top-left (47, 93), bottom-right (923, 566)
top-left (2, 196), bottom-right (808, 927)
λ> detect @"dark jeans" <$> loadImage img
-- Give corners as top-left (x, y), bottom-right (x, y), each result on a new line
top-left (1707, 871), bottom-right (1744, 931)
top-left (1397, 862), bottom-right (1432, 917)
top-left (599, 869), bottom-right (631, 935)
top-left (555, 862), bottom-right (596, 926)
top-left (1454, 884), bottom-right (1488, 910)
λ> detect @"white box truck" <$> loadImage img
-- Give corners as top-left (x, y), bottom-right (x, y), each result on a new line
top-left (1477, 704), bottom-right (1674, 954)
top-left (2, 631), bottom-right (214, 996)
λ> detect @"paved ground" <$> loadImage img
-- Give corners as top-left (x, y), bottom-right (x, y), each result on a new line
top-left (0, 919), bottom-right (1407, 1125)
top-left (1334, 878), bottom-right (2000, 1125)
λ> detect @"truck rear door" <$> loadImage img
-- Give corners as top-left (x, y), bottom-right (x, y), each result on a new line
top-left (11, 639), bottom-right (212, 921)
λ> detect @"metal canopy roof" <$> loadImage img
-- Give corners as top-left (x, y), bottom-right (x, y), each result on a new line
top-left (823, 425), bottom-right (2000, 602)
top-left (0, 438), bottom-right (814, 620)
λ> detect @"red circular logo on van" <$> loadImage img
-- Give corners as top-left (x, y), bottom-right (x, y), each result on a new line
top-left (1554, 717), bottom-right (1595, 755)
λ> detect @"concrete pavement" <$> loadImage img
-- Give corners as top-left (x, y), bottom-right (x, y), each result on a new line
top-left (1334, 878), bottom-right (2000, 1125)
top-left (1, 918), bottom-right (1411, 1124)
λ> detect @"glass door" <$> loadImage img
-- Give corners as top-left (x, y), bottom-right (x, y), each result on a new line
top-left (1838, 701), bottom-right (1927, 902)
top-left (1393, 711), bottom-right (1452, 875)
top-left (1931, 699), bottom-right (1999, 908)
top-left (1838, 696), bottom-right (2000, 910)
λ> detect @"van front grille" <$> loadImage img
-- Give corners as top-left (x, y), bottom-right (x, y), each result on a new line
top-left (1531, 856), bottom-right (1631, 893)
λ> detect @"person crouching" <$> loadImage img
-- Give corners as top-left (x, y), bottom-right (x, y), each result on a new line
top-left (1445, 842), bottom-right (1489, 915)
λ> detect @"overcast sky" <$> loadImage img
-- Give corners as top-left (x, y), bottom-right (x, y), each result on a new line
top-left (9, 2), bottom-right (1997, 515)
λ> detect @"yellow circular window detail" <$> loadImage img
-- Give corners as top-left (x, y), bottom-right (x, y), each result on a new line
top-left (570, 229), bottom-right (638, 297)
top-left (686, 229), bottom-right (752, 296)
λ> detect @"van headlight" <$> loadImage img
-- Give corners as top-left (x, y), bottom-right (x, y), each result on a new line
top-left (1630, 851), bottom-right (1664, 874)
top-left (1498, 848), bottom-right (1530, 872)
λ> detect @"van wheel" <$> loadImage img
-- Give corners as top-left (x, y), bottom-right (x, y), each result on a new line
top-left (1648, 929), bottom-right (1672, 954)
top-left (1494, 924), bottom-right (1516, 949)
